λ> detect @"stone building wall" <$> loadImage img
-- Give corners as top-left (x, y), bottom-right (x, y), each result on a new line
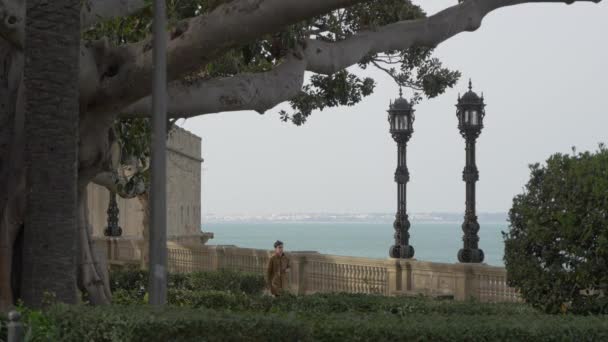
top-left (166, 126), bottom-right (202, 237)
top-left (87, 126), bottom-right (204, 239)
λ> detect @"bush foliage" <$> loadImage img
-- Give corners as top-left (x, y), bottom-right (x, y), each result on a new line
top-left (110, 267), bottom-right (266, 304)
top-left (110, 269), bottom-right (535, 315)
top-left (5, 266), bottom-right (608, 341)
top-left (6, 303), bottom-right (608, 342)
top-left (143, 291), bottom-right (537, 316)
top-left (504, 144), bottom-right (608, 314)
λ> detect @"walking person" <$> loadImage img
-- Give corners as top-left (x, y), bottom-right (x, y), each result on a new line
top-left (266, 240), bottom-right (290, 296)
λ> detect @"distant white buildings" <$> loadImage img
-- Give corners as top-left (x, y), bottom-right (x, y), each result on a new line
top-left (204, 212), bottom-right (507, 224)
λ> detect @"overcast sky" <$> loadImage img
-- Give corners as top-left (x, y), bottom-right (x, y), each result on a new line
top-left (180, 0), bottom-right (608, 216)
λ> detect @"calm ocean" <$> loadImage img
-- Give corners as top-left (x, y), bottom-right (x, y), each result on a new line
top-left (204, 222), bottom-right (508, 266)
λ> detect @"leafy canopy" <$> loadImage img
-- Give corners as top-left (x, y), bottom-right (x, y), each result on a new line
top-left (503, 144), bottom-right (608, 314)
top-left (83, 0), bottom-right (460, 191)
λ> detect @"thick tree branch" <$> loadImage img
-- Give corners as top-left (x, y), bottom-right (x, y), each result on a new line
top-left (81, 0), bottom-right (146, 29)
top-left (122, 54), bottom-right (307, 118)
top-left (92, 170), bottom-right (146, 199)
top-left (119, 0), bottom-right (601, 119)
top-left (304, 0), bottom-right (601, 75)
top-left (87, 0), bottom-right (367, 115)
top-left (91, 172), bottom-right (118, 191)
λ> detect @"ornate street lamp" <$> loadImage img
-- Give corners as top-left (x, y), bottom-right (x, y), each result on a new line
top-left (456, 79), bottom-right (485, 263)
top-left (387, 89), bottom-right (415, 259)
top-left (104, 191), bottom-right (123, 237)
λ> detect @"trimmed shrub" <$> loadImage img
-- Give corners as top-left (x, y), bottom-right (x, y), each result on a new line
top-left (308, 312), bottom-right (608, 341)
top-left (19, 304), bottom-right (608, 341)
top-left (40, 305), bottom-right (309, 342)
top-left (112, 286), bottom-right (540, 315)
top-left (160, 291), bottom-right (537, 316)
top-left (168, 289), bottom-right (250, 310)
top-left (504, 144), bottom-right (608, 314)
top-left (110, 268), bottom-right (266, 304)
top-left (109, 267), bottom-right (148, 300)
top-left (177, 269), bottom-right (265, 295)
top-left (264, 293), bottom-right (537, 316)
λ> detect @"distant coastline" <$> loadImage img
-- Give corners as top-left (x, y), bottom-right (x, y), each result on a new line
top-left (203, 212), bottom-right (508, 225)
top-left (204, 219), bottom-right (509, 265)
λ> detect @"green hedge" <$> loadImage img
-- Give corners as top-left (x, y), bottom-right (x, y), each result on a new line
top-left (18, 305), bottom-right (608, 341)
top-left (110, 267), bottom-right (535, 315)
top-left (140, 290), bottom-right (537, 316)
top-left (263, 293), bottom-right (538, 316)
top-left (110, 268), bottom-right (266, 304)
top-left (308, 312), bottom-right (608, 341)
top-left (41, 305), bottom-right (308, 342)
top-left (8, 267), bottom-right (606, 340)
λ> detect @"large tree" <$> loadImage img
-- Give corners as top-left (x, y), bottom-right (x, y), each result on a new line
top-left (0, 0), bottom-right (601, 309)
top-left (20, 0), bottom-right (81, 307)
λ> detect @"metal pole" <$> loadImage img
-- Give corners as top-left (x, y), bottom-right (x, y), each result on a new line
top-left (104, 191), bottom-right (122, 237)
top-left (389, 138), bottom-right (414, 259)
top-left (149, 0), bottom-right (168, 305)
top-left (8, 311), bottom-right (23, 342)
top-left (458, 137), bottom-right (484, 263)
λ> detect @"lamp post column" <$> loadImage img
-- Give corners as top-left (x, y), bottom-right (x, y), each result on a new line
top-left (390, 137), bottom-right (414, 259)
top-left (386, 90), bottom-right (415, 259)
top-left (456, 80), bottom-right (485, 263)
top-left (104, 191), bottom-right (123, 237)
top-left (458, 137), bottom-right (483, 263)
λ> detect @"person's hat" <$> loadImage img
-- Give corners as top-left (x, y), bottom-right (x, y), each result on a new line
top-left (273, 240), bottom-right (284, 248)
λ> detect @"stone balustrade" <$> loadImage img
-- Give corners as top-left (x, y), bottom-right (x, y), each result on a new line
top-left (93, 237), bottom-right (521, 303)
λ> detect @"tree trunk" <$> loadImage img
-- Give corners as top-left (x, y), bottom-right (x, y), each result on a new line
top-left (77, 186), bottom-right (112, 304)
top-left (21, 0), bottom-right (81, 307)
top-left (0, 69), bottom-right (115, 311)
top-left (0, 37), bottom-right (16, 311)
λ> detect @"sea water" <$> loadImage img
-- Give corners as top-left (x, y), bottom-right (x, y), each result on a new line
top-left (204, 222), bottom-right (508, 266)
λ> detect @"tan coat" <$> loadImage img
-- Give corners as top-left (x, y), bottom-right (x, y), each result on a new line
top-left (266, 253), bottom-right (290, 296)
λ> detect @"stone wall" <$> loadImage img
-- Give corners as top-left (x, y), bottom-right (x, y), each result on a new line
top-left (87, 126), bottom-right (205, 240)
top-left (95, 237), bottom-right (522, 303)
top-left (166, 126), bottom-right (202, 237)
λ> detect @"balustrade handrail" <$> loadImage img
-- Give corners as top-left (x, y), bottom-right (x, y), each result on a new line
top-left (95, 237), bottom-right (520, 302)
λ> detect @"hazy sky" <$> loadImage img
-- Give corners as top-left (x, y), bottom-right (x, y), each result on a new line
top-left (181, 0), bottom-right (608, 216)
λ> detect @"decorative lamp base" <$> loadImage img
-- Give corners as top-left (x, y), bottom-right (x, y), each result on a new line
top-left (457, 248), bottom-right (484, 263)
top-left (104, 226), bottom-right (123, 237)
top-left (389, 244), bottom-right (415, 259)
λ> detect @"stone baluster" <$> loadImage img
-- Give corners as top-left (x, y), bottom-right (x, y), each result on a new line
top-left (351, 265), bottom-right (356, 293)
top-left (323, 263), bottom-right (328, 291)
top-left (355, 266), bottom-right (361, 293)
top-left (349, 265), bottom-right (355, 293)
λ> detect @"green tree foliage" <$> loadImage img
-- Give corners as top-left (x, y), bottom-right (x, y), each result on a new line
top-left (503, 144), bottom-right (608, 314)
top-left (82, 1), bottom-right (459, 186)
